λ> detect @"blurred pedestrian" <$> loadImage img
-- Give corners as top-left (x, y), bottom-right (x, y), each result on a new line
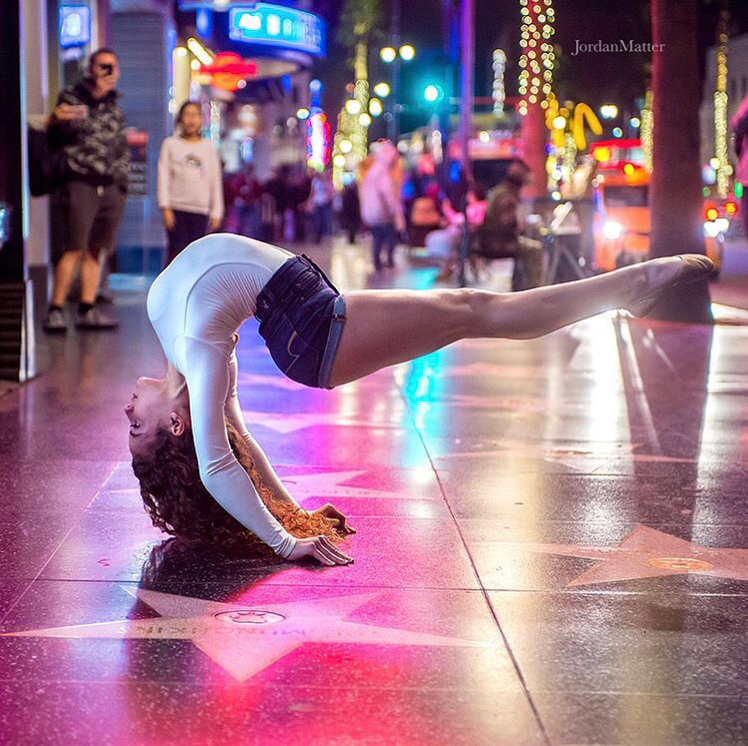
top-left (409, 181), bottom-right (443, 247)
top-left (414, 154), bottom-right (439, 198)
top-left (232, 163), bottom-right (262, 239)
top-left (263, 166), bottom-right (288, 241)
top-left (288, 166), bottom-right (312, 242)
top-left (732, 92), bottom-right (748, 236)
top-left (477, 159), bottom-right (544, 290)
top-left (310, 168), bottom-right (335, 243)
top-left (431, 183), bottom-right (487, 281)
top-left (157, 101), bottom-right (223, 265)
top-left (340, 180), bottom-right (361, 243)
top-left (359, 141), bottom-right (405, 270)
top-left (43, 48), bottom-right (128, 333)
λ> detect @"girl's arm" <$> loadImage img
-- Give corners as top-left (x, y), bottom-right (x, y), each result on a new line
top-left (223, 347), bottom-right (303, 510)
top-left (208, 148), bottom-right (224, 225)
top-left (186, 337), bottom-right (298, 557)
top-left (156, 139), bottom-right (171, 211)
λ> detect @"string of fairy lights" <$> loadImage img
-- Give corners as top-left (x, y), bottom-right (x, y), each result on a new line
top-left (641, 89), bottom-right (653, 172)
top-left (331, 42), bottom-right (370, 187)
top-left (492, 49), bottom-right (507, 115)
top-left (714, 8), bottom-right (730, 199)
top-left (517, 0), bottom-right (555, 116)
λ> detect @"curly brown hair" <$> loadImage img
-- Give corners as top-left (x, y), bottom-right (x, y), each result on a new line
top-left (131, 422), bottom-right (341, 555)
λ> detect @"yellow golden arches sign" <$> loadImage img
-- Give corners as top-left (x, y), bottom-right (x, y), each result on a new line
top-left (572, 103), bottom-right (602, 151)
top-left (545, 101), bottom-right (603, 152)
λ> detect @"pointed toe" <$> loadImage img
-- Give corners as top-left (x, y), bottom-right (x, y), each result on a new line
top-left (624, 255), bottom-right (713, 318)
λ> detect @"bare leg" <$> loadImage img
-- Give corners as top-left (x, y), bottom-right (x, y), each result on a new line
top-left (51, 250), bottom-right (83, 306)
top-left (80, 250), bottom-right (103, 305)
top-left (328, 256), bottom-right (710, 386)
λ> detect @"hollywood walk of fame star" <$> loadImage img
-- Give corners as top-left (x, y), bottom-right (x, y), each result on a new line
top-left (411, 393), bottom-right (551, 413)
top-left (496, 525), bottom-right (748, 587)
top-left (394, 362), bottom-right (547, 385)
top-left (433, 441), bottom-right (614, 473)
top-left (280, 470), bottom-right (426, 501)
top-left (432, 439), bottom-right (696, 473)
top-left (238, 373), bottom-right (308, 391)
top-left (238, 372), bottom-right (398, 393)
top-left (437, 362), bottom-right (548, 379)
top-left (241, 410), bottom-right (406, 434)
top-left (1, 589), bottom-right (492, 682)
top-left (433, 446), bottom-right (606, 473)
top-left (99, 468), bottom-right (423, 504)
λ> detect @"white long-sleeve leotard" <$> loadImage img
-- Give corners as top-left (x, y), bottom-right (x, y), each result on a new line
top-left (146, 233), bottom-right (297, 556)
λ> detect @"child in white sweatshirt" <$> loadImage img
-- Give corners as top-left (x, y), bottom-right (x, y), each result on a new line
top-left (157, 101), bottom-right (224, 264)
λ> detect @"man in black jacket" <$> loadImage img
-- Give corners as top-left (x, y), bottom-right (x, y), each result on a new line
top-left (43, 48), bottom-right (129, 332)
top-left (477, 159), bottom-right (544, 290)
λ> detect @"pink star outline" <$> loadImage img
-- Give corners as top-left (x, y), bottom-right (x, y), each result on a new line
top-left (1, 589), bottom-right (493, 681)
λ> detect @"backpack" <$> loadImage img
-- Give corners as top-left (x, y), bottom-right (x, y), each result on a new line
top-left (27, 124), bottom-right (67, 197)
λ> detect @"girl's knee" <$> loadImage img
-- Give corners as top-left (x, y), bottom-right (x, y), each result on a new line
top-left (453, 288), bottom-right (497, 314)
top-left (449, 288), bottom-right (499, 336)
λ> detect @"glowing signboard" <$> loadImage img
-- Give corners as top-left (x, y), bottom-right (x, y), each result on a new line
top-left (228, 4), bottom-right (325, 56)
top-left (60, 5), bottom-right (91, 48)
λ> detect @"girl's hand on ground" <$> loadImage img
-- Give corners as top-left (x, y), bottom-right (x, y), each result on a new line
top-left (285, 536), bottom-right (353, 566)
top-left (310, 503), bottom-right (357, 535)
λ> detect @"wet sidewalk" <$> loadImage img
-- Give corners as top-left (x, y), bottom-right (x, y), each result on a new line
top-left (1, 241), bottom-right (748, 745)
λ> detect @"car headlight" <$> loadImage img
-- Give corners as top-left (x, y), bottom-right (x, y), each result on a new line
top-left (703, 220), bottom-right (720, 237)
top-left (715, 218), bottom-right (730, 233)
top-left (603, 220), bottom-right (623, 239)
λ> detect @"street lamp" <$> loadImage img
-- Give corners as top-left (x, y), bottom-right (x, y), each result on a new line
top-left (424, 84), bottom-right (443, 103)
top-left (380, 47), bottom-right (397, 63)
top-left (380, 45), bottom-right (414, 63)
top-left (600, 104), bottom-right (618, 119)
top-left (373, 81), bottom-right (390, 98)
top-left (379, 43), bottom-right (415, 140)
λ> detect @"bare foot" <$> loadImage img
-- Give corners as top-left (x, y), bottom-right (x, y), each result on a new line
top-left (624, 255), bottom-right (713, 318)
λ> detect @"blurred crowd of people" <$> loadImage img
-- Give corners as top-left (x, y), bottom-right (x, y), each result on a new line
top-left (30, 47), bottom-right (551, 338)
top-left (220, 162), bottom-right (338, 246)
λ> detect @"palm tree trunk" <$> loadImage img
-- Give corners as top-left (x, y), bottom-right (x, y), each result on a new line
top-left (649, 0), bottom-right (713, 323)
top-left (521, 102), bottom-right (548, 200)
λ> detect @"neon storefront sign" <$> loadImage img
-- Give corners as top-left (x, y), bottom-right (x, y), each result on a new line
top-left (60, 5), bottom-right (91, 48)
top-left (228, 4), bottom-right (324, 56)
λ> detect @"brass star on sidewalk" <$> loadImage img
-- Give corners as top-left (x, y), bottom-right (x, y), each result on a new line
top-left (280, 470), bottom-right (422, 501)
top-left (501, 525), bottom-right (748, 587)
top-left (434, 440), bottom-right (696, 473)
top-left (1, 589), bottom-right (492, 681)
top-left (242, 410), bottom-right (404, 433)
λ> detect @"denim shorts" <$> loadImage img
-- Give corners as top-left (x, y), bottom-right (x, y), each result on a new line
top-left (255, 254), bottom-right (346, 389)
